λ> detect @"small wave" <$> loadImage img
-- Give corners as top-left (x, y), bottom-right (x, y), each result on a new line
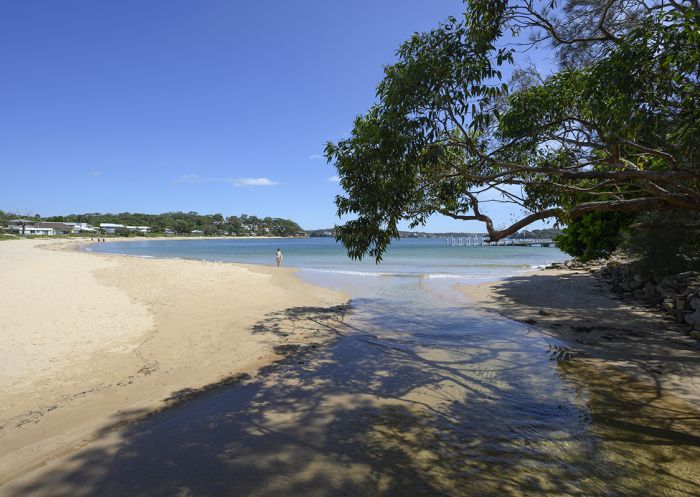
top-left (378, 272), bottom-right (471, 279)
top-left (306, 268), bottom-right (447, 278)
top-left (302, 268), bottom-right (492, 280)
top-left (304, 268), bottom-right (384, 277)
top-left (460, 263), bottom-right (532, 269)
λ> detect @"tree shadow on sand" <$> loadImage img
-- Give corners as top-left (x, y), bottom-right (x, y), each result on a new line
top-left (480, 272), bottom-right (700, 379)
top-left (6, 300), bottom-right (700, 497)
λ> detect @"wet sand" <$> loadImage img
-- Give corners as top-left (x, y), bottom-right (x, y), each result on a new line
top-left (0, 239), bottom-right (347, 485)
top-left (457, 269), bottom-right (700, 406)
top-left (3, 271), bottom-right (699, 497)
top-left (456, 269), bottom-right (700, 494)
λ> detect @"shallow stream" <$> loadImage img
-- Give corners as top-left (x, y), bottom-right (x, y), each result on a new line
top-left (21, 239), bottom-right (698, 496)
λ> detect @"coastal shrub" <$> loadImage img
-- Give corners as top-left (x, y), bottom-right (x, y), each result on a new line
top-left (556, 212), bottom-right (634, 261)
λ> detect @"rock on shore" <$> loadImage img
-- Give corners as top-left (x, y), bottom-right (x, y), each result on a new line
top-left (599, 261), bottom-right (700, 339)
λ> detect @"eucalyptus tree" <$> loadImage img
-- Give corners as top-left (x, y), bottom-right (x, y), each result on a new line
top-left (326, 0), bottom-right (699, 261)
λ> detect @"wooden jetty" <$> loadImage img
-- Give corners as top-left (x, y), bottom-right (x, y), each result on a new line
top-left (445, 236), bottom-right (554, 247)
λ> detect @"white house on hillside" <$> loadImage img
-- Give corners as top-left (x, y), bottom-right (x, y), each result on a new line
top-left (4, 220), bottom-right (74, 236)
top-left (99, 223), bottom-right (124, 234)
top-left (4, 219), bottom-right (35, 234)
top-left (126, 226), bottom-right (151, 234)
top-left (65, 222), bottom-right (97, 233)
top-left (99, 223), bottom-right (151, 234)
top-left (35, 222), bottom-right (73, 235)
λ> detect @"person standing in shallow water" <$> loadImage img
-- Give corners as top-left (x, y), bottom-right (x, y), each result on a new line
top-left (275, 248), bottom-right (283, 267)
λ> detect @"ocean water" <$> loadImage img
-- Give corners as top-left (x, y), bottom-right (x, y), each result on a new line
top-left (88, 237), bottom-right (567, 281)
top-left (64, 237), bottom-right (700, 497)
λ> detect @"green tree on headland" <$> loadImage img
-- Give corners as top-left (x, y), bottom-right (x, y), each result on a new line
top-left (326, 0), bottom-right (699, 262)
top-left (37, 212), bottom-right (304, 237)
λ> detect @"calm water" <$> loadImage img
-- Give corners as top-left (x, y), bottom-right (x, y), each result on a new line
top-left (88, 237), bottom-right (565, 280)
top-left (35, 238), bottom-right (695, 497)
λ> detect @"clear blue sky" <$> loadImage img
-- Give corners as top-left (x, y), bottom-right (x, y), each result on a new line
top-left (0, 0), bottom-right (556, 231)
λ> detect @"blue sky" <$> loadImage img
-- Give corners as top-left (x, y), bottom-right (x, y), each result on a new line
top-left (1, 0), bottom-right (556, 231)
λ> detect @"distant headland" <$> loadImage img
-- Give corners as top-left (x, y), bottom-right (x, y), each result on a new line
top-left (0, 210), bottom-right (306, 238)
top-left (1, 209), bottom-right (562, 240)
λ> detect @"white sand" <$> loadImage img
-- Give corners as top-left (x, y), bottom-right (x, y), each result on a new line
top-left (0, 239), bottom-right (347, 484)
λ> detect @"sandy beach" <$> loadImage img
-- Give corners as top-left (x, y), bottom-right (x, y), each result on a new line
top-left (458, 268), bottom-right (700, 405)
top-left (0, 239), bottom-right (347, 485)
top-left (3, 241), bottom-right (700, 496)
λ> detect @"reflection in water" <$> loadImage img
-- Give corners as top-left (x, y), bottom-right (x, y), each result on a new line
top-left (7, 278), bottom-right (700, 497)
top-left (556, 362), bottom-right (700, 497)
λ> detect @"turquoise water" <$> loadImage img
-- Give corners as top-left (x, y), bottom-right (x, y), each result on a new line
top-left (88, 237), bottom-right (567, 282)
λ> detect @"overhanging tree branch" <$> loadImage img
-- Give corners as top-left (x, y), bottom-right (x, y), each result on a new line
top-left (327, 0), bottom-right (700, 260)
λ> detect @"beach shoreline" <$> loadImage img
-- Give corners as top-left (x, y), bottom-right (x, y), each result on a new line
top-left (2, 238), bottom-right (700, 495)
top-left (0, 238), bottom-right (348, 485)
top-left (457, 268), bottom-right (700, 405)
top-left (0, 239), bottom-right (700, 495)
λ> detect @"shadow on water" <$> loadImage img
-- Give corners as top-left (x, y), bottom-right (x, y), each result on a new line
top-left (7, 282), bottom-right (700, 497)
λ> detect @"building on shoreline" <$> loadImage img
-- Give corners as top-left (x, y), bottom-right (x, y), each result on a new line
top-left (65, 222), bottom-right (98, 233)
top-left (3, 220), bottom-right (98, 236)
top-left (99, 223), bottom-right (122, 234)
top-left (99, 223), bottom-right (151, 234)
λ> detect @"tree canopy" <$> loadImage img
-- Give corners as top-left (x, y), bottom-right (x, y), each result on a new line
top-left (40, 212), bottom-right (304, 237)
top-left (326, 0), bottom-right (699, 261)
